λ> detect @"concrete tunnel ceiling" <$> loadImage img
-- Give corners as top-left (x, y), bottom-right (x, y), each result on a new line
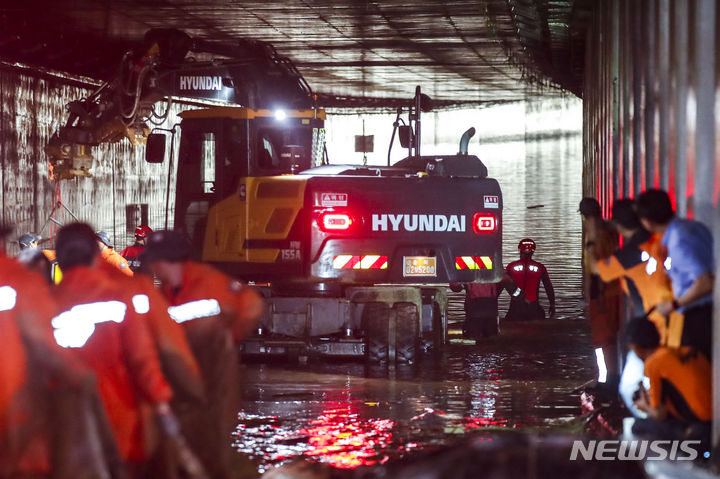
top-left (0, 0), bottom-right (588, 109)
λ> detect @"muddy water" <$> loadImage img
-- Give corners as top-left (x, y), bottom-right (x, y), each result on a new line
top-left (234, 134), bottom-right (593, 474)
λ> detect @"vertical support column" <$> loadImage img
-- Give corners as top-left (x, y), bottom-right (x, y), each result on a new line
top-left (657, 0), bottom-right (670, 190)
top-left (632, 0), bottom-right (645, 194)
top-left (622, 0), bottom-right (632, 197)
top-left (693, 0), bottom-right (715, 228)
top-left (644, 0), bottom-right (657, 188)
top-left (673, 0), bottom-right (689, 217)
top-left (611, 0), bottom-right (621, 202)
top-left (601, 4), bottom-right (609, 211)
top-left (689, 0), bottom-right (720, 451)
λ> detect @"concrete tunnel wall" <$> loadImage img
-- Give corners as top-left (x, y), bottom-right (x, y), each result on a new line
top-left (0, 64), bottom-right (194, 255)
top-left (582, 0), bottom-right (720, 444)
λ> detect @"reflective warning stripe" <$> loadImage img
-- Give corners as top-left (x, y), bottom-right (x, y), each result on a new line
top-left (132, 294), bottom-right (150, 314)
top-left (333, 255), bottom-right (388, 270)
top-left (455, 256), bottom-right (493, 270)
top-left (0, 286), bottom-right (17, 312)
top-left (52, 301), bottom-right (127, 348)
top-left (168, 299), bottom-right (221, 324)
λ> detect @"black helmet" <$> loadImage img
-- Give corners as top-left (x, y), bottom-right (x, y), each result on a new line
top-left (57, 223), bottom-right (99, 271)
top-left (19, 233), bottom-right (42, 250)
top-left (95, 230), bottom-right (113, 248)
top-left (578, 197), bottom-right (602, 218)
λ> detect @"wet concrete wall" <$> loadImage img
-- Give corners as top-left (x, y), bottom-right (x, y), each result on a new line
top-left (582, 0), bottom-right (718, 222)
top-left (581, 0), bottom-right (720, 446)
top-left (0, 64), bottom-right (189, 255)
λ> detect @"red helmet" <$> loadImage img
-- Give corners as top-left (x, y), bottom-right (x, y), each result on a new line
top-left (135, 225), bottom-right (153, 239)
top-left (518, 238), bottom-right (536, 253)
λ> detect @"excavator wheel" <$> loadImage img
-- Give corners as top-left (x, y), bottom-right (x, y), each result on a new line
top-left (394, 302), bottom-right (419, 363)
top-left (363, 302), bottom-right (389, 364)
top-left (362, 302), bottom-right (419, 365)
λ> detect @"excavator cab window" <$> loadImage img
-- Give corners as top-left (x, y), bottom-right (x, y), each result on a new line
top-left (253, 124), bottom-right (312, 175)
top-left (200, 132), bottom-right (216, 193)
top-left (176, 119), bottom-right (225, 252)
top-left (179, 128), bottom-right (218, 195)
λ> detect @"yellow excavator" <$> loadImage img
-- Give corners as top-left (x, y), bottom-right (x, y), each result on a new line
top-left (47, 29), bottom-right (504, 364)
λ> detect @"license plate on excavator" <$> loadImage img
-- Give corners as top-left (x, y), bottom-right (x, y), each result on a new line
top-left (403, 256), bottom-right (437, 277)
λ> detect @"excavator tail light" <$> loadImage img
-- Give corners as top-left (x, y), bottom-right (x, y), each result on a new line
top-left (319, 212), bottom-right (354, 232)
top-left (473, 213), bottom-right (496, 233)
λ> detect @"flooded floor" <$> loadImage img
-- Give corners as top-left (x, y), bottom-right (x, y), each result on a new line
top-left (234, 134), bottom-right (593, 474)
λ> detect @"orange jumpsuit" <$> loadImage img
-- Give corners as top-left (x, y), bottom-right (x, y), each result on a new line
top-left (596, 232), bottom-right (678, 346)
top-left (0, 255), bottom-right (83, 476)
top-left (0, 283), bottom-right (37, 476)
top-left (52, 266), bottom-right (172, 462)
top-left (101, 247), bottom-right (133, 277)
top-left (160, 261), bottom-right (262, 479)
top-left (645, 346), bottom-right (712, 422)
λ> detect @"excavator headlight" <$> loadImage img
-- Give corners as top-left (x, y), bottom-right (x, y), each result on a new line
top-left (274, 109), bottom-right (287, 121)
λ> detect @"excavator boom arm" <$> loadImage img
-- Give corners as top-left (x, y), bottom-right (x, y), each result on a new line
top-left (45, 29), bottom-right (314, 180)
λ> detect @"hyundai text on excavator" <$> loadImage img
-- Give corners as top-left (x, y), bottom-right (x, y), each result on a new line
top-left (46, 29), bottom-right (503, 363)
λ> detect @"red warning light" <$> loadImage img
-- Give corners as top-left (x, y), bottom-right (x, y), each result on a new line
top-left (320, 213), bottom-right (354, 231)
top-left (473, 213), bottom-right (496, 233)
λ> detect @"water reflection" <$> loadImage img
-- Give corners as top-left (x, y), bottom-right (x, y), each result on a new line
top-left (234, 133), bottom-right (593, 473)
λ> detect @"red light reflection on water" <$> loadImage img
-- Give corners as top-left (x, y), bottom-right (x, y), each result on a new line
top-left (294, 403), bottom-right (507, 469)
top-left (297, 404), bottom-right (395, 469)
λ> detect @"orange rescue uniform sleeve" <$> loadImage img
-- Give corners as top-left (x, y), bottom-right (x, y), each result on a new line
top-left (101, 248), bottom-right (134, 277)
top-left (643, 352), bottom-right (664, 412)
top-left (595, 255), bottom-right (626, 283)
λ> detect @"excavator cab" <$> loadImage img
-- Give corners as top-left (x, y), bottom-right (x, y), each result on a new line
top-left (146, 107), bottom-right (325, 264)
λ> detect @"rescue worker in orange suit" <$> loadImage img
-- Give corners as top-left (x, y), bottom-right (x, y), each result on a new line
top-left (121, 225), bottom-right (153, 272)
top-left (579, 197), bottom-right (622, 389)
top-left (141, 230), bottom-right (264, 479)
top-left (504, 238), bottom-right (556, 321)
top-left (95, 233), bottom-right (205, 403)
top-left (590, 199), bottom-right (673, 411)
top-left (17, 233), bottom-right (57, 283)
top-left (112, 268), bottom-right (206, 477)
top-left (52, 223), bottom-right (204, 478)
top-left (627, 317), bottom-right (711, 449)
top-left (1, 224), bottom-right (111, 478)
top-left (0, 225), bottom-right (60, 477)
top-left (0, 261), bottom-right (53, 478)
top-left (96, 230), bottom-right (133, 277)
